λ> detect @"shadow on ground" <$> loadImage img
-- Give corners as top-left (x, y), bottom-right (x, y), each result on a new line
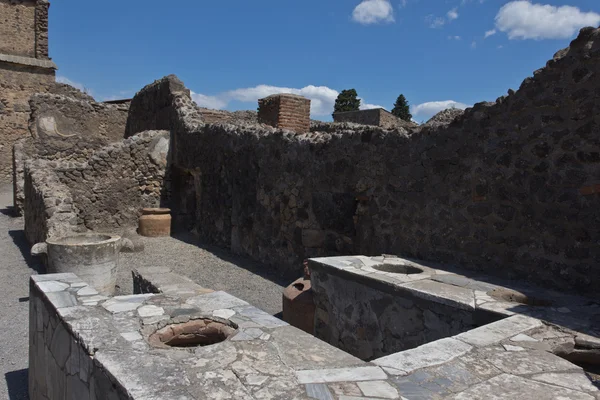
top-left (5, 369), bottom-right (28, 400)
top-left (172, 231), bottom-right (295, 288)
top-left (8, 230), bottom-right (44, 274)
top-left (0, 206), bottom-right (16, 217)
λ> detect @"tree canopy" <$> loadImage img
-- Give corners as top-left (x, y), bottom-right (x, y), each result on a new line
top-left (334, 89), bottom-right (361, 113)
top-left (391, 94), bottom-right (412, 121)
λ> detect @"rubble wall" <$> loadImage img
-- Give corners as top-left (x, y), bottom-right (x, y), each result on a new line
top-left (136, 28), bottom-right (600, 296)
top-left (24, 130), bottom-right (169, 244)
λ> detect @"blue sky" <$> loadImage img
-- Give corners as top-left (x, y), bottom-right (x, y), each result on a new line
top-left (50, 0), bottom-right (600, 122)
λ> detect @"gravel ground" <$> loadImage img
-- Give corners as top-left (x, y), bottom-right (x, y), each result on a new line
top-left (0, 185), bottom-right (42, 400)
top-left (117, 233), bottom-right (290, 317)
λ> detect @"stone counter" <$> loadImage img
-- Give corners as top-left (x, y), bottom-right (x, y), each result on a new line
top-left (29, 269), bottom-right (600, 399)
top-left (309, 255), bottom-right (600, 361)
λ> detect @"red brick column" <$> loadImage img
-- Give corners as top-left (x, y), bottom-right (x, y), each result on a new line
top-left (258, 94), bottom-right (311, 133)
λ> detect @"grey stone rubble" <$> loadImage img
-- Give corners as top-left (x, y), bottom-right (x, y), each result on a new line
top-left (29, 265), bottom-right (600, 399)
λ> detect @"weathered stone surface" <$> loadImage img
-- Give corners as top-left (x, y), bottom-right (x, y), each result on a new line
top-left (453, 374), bottom-right (595, 400)
top-left (296, 366), bottom-right (387, 384)
top-left (374, 338), bottom-right (473, 374)
top-left (454, 315), bottom-right (543, 347)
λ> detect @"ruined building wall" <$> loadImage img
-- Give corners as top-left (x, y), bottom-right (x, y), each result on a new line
top-left (333, 108), bottom-right (416, 130)
top-left (12, 92), bottom-right (130, 214)
top-left (154, 27), bottom-right (600, 296)
top-left (0, 0), bottom-right (36, 57)
top-left (0, 62), bottom-right (54, 182)
top-left (0, 0), bottom-right (55, 183)
top-left (24, 130), bottom-right (169, 244)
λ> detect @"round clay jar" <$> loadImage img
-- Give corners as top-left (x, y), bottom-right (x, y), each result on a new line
top-left (138, 208), bottom-right (171, 237)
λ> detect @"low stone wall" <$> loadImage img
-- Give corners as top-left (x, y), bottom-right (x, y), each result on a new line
top-left (29, 274), bottom-right (131, 400)
top-left (23, 130), bottom-right (170, 244)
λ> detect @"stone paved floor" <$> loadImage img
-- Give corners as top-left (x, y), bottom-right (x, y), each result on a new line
top-left (0, 185), bottom-right (42, 400)
top-left (117, 232), bottom-right (289, 317)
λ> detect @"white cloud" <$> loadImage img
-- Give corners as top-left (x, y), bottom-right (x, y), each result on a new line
top-left (56, 76), bottom-right (85, 92)
top-left (471, 41), bottom-right (477, 48)
top-left (352, 0), bottom-right (395, 25)
top-left (360, 102), bottom-right (385, 110)
top-left (484, 29), bottom-right (497, 38)
top-left (191, 92), bottom-right (229, 109)
top-left (495, 1), bottom-right (600, 40)
top-left (411, 100), bottom-right (470, 121)
top-left (448, 35), bottom-right (462, 40)
top-left (426, 14), bottom-right (446, 28)
top-left (190, 84), bottom-right (381, 117)
top-left (447, 8), bottom-right (459, 21)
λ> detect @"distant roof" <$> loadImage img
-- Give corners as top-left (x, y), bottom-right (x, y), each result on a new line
top-left (0, 53), bottom-right (57, 70)
top-left (102, 98), bottom-right (132, 105)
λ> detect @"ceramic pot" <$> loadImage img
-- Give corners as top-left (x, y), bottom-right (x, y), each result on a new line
top-left (138, 208), bottom-right (171, 237)
top-left (282, 276), bottom-right (315, 334)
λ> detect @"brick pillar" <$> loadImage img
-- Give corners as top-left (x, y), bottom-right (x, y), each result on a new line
top-left (258, 94), bottom-right (311, 133)
top-left (35, 0), bottom-right (50, 60)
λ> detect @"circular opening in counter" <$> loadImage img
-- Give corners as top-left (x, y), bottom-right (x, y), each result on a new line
top-left (52, 234), bottom-right (114, 245)
top-left (487, 288), bottom-right (552, 306)
top-left (149, 318), bottom-right (237, 348)
top-left (373, 263), bottom-right (424, 274)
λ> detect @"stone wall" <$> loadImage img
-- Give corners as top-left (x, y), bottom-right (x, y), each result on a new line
top-left (311, 268), bottom-right (481, 360)
top-left (29, 275), bottom-right (130, 400)
top-left (333, 108), bottom-right (415, 130)
top-left (159, 27), bottom-right (600, 296)
top-left (24, 130), bottom-right (170, 244)
top-left (0, 61), bottom-right (54, 182)
top-left (0, 0), bottom-right (37, 57)
top-left (0, 0), bottom-right (55, 184)
top-left (12, 92), bottom-right (129, 214)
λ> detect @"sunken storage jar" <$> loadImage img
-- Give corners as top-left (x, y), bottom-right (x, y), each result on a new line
top-left (282, 276), bottom-right (315, 334)
top-left (138, 208), bottom-right (171, 237)
top-left (31, 234), bottom-right (125, 296)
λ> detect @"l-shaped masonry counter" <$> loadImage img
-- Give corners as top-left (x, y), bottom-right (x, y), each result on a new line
top-left (29, 262), bottom-right (600, 399)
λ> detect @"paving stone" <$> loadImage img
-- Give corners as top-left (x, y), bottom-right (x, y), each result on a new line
top-left (329, 382), bottom-right (363, 397)
top-left (454, 315), bottom-right (543, 347)
top-left (246, 375), bottom-right (269, 386)
top-left (137, 305), bottom-right (164, 318)
top-left (531, 372), bottom-right (599, 393)
top-left (185, 291), bottom-right (249, 312)
top-left (374, 338), bottom-right (473, 375)
top-left (33, 273), bottom-right (79, 282)
top-left (212, 309), bottom-right (236, 319)
top-left (306, 383), bottom-right (335, 400)
top-left (231, 305), bottom-right (288, 328)
top-left (510, 334), bottom-right (538, 342)
top-left (102, 295), bottom-right (153, 313)
top-left (37, 281), bottom-right (70, 293)
top-left (120, 332), bottom-right (143, 342)
top-left (46, 291), bottom-right (78, 309)
top-left (296, 366), bottom-right (387, 384)
top-left (452, 374), bottom-right (595, 399)
top-left (502, 344), bottom-right (525, 351)
top-left (357, 380), bottom-right (399, 398)
top-left (485, 349), bottom-right (581, 375)
top-left (77, 286), bottom-right (99, 296)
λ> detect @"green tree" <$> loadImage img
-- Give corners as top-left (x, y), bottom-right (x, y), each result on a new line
top-left (334, 89), bottom-right (361, 113)
top-left (391, 94), bottom-right (412, 121)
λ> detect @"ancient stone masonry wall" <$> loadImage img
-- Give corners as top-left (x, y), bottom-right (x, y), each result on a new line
top-left (333, 108), bottom-right (416, 130)
top-left (23, 130), bottom-right (170, 244)
top-left (0, 61), bottom-right (54, 182)
top-left (164, 27), bottom-right (600, 296)
top-left (12, 92), bottom-right (129, 214)
top-left (29, 276), bottom-right (130, 400)
top-left (0, 0), bottom-right (37, 57)
top-left (258, 94), bottom-right (311, 133)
